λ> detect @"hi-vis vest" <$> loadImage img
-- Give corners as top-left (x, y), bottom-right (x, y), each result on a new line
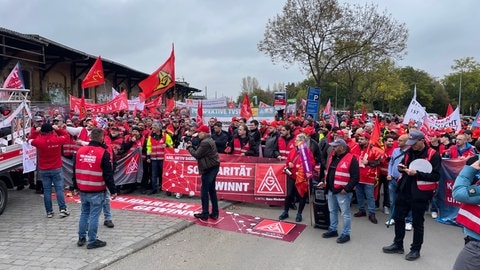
top-left (404, 148), bottom-right (437, 191)
top-left (150, 135), bottom-right (167, 160)
top-left (456, 203), bottom-right (480, 235)
top-left (278, 136), bottom-right (295, 158)
top-left (327, 153), bottom-right (354, 189)
top-left (233, 137), bottom-right (250, 155)
top-left (75, 146), bottom-right (106, 192)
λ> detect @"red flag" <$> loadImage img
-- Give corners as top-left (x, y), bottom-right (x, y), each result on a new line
top-left (139, 44), bottom-right (175, 100)
top-left (240, 94), bottom-right (253, 119)
top-left (197, 101), bottom-right (204, 125)
top-left (361, 105), bottom-right (367, 122)
top-left (3, 62), bottom-right (25, 89)
top-left (79, 95), bottom-right (87, 119)
top-left (369, 116), bottom-right (382, 147)
top-left (166, 97), bottom-right (175, 112)
top-left (82, 56), bottom-right (105, 89)
top-left (446, 103), bottom-right (454, 117)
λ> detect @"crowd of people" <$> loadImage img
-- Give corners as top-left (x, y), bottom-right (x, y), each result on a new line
top-left (26, 107), bottom-right (480, 259)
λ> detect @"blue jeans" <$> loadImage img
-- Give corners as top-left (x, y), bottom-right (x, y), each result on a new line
top-left (355, 183), bottom-right (375, 215)
top-left (151, 160), bottom-right (163, 191)
top-left (388, 179), bottom-right (412, 222)
top-left (327, 192), bottom-right (353, 236)
top-left (200, 166), bottom-right (220, 216)
top-left (103, 189), bottom-right (112, 221)
top-left (39, 168), bottom-right (67, 213)
top-left (78, 192), bottom-right (105, 245)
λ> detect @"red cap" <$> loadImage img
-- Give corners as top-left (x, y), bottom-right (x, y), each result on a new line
top-left (473, 128), bottom-right (480, 139)
top-left (196, 125), bottom-right (210, 133)
top-left (261, 120), bottom-right (269, 126)
top-left (335, 130), bottom-right (346, 137)
top-left (231, 117), bottom-right (237, 122)
top-left (361, 132), bottom-right (371, 139)
top-left (302, 126), bottom-right (315, 136)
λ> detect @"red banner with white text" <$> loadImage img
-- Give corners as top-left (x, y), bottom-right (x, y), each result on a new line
top-left (162, 148), bottom-right (287, 205)
top-left (70, 91), bottom-right (129, 115)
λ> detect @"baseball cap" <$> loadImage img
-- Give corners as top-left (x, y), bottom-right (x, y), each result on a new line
top-left (329, 138), bottom-right (347, 147)
top-left (406, 130), bottom-right (425, 145)
top-left (196, 125), bottom-right (210, 133)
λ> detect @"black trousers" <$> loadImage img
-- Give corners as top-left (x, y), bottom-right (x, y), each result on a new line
top-left (284, 177), bottom-right (307, 214)
top-left (393, 193), bottom-right (428, 251)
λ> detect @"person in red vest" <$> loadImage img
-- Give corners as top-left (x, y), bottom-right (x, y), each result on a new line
top-left (146, 123), bottom-right (173, 194)
top-left (452, 156), bottom-right (480, 270)
top-left (29, 123), bottom-right (71, 218)
top-left (277, 124), bottom-right (296, 161)
top-left (73, 128), bottom-right (117, 249)
top-left (226, 124), bottom-right (258, 156)
top-left (320, 138), bottom-right (359, 244)
top-left (354, 132), bottom-right (384, 224)
top-left (383, 130), bottom-right (441, 261)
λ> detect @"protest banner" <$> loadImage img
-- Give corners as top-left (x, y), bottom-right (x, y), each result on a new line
top-left (162, 148), bottom-right (286, 206)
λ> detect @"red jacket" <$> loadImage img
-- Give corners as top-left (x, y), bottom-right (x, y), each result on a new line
top-left (31, 129), bottom-right (70, 170)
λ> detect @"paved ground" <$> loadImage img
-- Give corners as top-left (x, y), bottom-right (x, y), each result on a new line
top-left (0, 188), bottom-right (211, 270)
top-left (0, 188), bottom-right (465, 270)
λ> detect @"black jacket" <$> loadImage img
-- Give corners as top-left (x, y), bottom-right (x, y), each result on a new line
top-left (398, 146), bottom-right (441, 201)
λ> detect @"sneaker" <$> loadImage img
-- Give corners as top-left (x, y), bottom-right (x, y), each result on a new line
top-left (431, 211), bottom-right (438, 219)
top-left (384, 206), bottom-right (390, 215)
top-left (104, 220), bottom-right (114, 228)
top-left (405, 222), bottom-right (412, 231)
top-left (336, 235), bottom-right (350, 244)
top-left (322, 230), bottom-right (339, 238)
top-left (354, 210), bottom-right (366, 217)
top-left (87, 239), bottom-right (107, 249)
top-left (385, 219), bottom-right (395, 226)
top-left (59, 209), bottom-right (70, 218)
top-left (295, 213), bottom-right (302, 222)
top-left (47, 212), bottom-right (54, 218)
top-left (279, 212), bottom-right (289, 220)
top-left (77, 237), bottom-right (86, 247)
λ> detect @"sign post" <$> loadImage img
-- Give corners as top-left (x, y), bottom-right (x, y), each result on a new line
top-left (305, 87), bottom-right (321, 121)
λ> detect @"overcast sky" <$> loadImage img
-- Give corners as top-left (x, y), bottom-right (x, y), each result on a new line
top-left (1, 0), bottom-right (479, 99)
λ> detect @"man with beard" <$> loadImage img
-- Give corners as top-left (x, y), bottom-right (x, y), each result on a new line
top-left (354, 132), bottom-right (384, 224)
top-left (211, 122), bottom-right (229, 154)
top-left (263, 122), bottom-right (280, 159)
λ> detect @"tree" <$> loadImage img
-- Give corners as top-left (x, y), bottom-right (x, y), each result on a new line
top-left (241, 76), bottom-right (260, 93)
top-left (258, 0), bottom-right (408, 89)
top-left (443, 57), bottom-right (480, 115)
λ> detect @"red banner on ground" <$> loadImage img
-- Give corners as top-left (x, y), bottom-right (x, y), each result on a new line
top-left (63, 194), bottom-right (306, 242)
top-left (163, 149), bottom-right (287, 205)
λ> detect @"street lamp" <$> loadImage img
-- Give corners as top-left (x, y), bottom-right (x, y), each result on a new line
top-left (458, 72), bottom-right (462, 115)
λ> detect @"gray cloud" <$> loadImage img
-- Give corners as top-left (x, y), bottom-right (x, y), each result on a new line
top-left (1, 0), bottom-right (479, 98)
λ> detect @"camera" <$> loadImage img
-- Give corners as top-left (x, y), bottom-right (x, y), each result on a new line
top-left (283, 167), bottom-right (293, 176)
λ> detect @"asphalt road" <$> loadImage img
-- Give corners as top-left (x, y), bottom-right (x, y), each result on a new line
top-left (104, 203), bottom-right (464, 270)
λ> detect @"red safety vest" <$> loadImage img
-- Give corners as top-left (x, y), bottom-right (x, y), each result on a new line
top-left (233, 137), bottom-right (250, 155)
top-left (456, 203), bottom-right (480, 234)
top-left (278, 136), bottom-right (295, 158)
top-left (404, 148), bottom-right (437, 191)
top-left (380, 146), bottom-right (394, 175)
top-left (150, 135), bottom-right (167, 160)
top-left (75, 146), bottom-right (106, 192)
top-left (327, 153), bottom-right (354, 189)
top-left (78, 128), bottom-right (90, 142)
top-left (62, 138), bottom-right (80, 157)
